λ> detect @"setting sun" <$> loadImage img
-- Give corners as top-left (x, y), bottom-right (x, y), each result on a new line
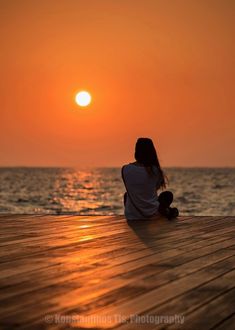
top-left (75, 91), bottom-right (91, 107)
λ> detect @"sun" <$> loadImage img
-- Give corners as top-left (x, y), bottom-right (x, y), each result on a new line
top-left (75, 91), bottom-right (91, 107)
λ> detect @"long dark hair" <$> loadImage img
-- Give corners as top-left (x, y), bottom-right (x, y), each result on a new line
top-left (134, 137), bottom-right (167, 189)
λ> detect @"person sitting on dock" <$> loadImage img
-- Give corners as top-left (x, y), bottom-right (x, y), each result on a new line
top-left (122, 137), bottom-right (179, 221)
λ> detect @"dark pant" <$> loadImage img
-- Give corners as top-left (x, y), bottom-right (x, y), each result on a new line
top-left (158, 191), bottom-right (179, 219)
top-left (124, 190), bottom-right (178, 219)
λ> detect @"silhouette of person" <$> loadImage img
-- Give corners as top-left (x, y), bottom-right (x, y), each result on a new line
top-left (122, 137), bottom-right (179, 220)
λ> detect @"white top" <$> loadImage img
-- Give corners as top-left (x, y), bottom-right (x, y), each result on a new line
top-left (122, 163), bottom-right (162, 220)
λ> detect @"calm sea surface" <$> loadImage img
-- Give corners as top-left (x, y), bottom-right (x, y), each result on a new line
top-left (0, 167), bottom-right (234, 216)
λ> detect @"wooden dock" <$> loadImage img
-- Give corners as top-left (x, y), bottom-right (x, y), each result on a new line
top-left (0, 215), bottom-right (234, 330)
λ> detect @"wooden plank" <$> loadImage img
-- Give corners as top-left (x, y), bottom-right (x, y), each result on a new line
top-left (0, 215), bottom-right (234, 330)
top-left (1, 224), bottom-right (234, 284)
top-left (1, 237), bottom-right (234, 302)
top-left (67, 257), bottom-right (235, 329)
top-left (170, 287), bottom-right (235, 330)
top-left (13, 257), bottom-right (235, 330)
top-left (211, 314), bottom-right (235, 330)
top-left (0, 219), bottom-right (233, 288)
top-left (1, 241), bottom-right (235, 326)
top-left (0, 216), bottom-right (232, 261)
top-left (115, 270), bottom-right (235, 330)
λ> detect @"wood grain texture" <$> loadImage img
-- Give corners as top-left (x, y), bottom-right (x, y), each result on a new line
top-left (0, 215), bottom-right (234, 330)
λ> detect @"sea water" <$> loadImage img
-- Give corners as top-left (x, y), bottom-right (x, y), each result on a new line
top-left (0, 167), bottom-right (234, 216)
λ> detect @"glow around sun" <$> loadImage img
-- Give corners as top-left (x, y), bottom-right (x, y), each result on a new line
top-left (75, 91), bottom-right (91, 107)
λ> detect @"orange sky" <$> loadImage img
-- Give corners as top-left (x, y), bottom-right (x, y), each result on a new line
top-left (0, 0), bottom-right (234, 167)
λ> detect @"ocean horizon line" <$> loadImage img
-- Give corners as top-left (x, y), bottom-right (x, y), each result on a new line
top-left (0, 165), bottom-right (235, 169)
